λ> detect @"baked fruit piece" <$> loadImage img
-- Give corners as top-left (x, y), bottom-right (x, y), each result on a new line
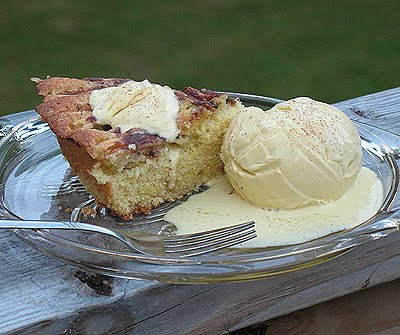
top-left (35, 77), bottom-right (244, 219)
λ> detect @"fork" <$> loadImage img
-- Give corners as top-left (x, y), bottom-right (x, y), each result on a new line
top-left (0, 219), bottom-right (256, 257)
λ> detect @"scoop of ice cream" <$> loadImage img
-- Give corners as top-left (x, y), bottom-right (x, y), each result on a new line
top-left (221, 97), bottom-right (362, 209)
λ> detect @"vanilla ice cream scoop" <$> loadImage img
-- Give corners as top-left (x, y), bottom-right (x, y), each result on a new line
top-left (221, 97), bottom-right (362, 209)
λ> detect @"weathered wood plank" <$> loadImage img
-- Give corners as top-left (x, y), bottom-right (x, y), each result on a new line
top-left (335, 87), bottom-right (400, 126)
top-left (0, 232), bottom-right (156, 334)
top-left (266, 277), bottom-right (400, 335)
top-left (104, 233), bottom-right (400, 335)
top-left (1, 87), bottom-right (400, 335)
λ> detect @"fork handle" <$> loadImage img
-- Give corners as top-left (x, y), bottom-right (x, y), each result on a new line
top-left (0, 219), bottom-right (118, 236)
top-left (0, 219), bottom-right (159, 242)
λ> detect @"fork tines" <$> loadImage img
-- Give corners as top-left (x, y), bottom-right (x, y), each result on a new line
top-left (164, 221), bottom-right (256, 257)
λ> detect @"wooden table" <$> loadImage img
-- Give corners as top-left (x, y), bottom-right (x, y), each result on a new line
top-left (1, 88), bottom-right (400, 335)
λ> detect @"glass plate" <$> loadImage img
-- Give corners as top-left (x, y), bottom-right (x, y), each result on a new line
top-left (1, 93), bottom-right (400, 284)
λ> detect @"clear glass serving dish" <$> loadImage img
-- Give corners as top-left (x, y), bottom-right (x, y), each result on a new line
top-left (1, 93), bottom-right (400, 284)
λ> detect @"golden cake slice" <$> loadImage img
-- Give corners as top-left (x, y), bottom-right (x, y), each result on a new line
top-left (35, 77), bottom-right (243, 219)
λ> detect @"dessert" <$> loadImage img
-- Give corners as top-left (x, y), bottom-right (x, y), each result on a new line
top-left (221, 98), bottom-right (362, 209)
top-left (166, 98), bottom-right (383, 247)
top-left (35, 77), bottom-right (244, 219)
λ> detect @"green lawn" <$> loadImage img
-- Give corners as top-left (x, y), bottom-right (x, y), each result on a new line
top-left (1, 0), bottom-right (399, 116)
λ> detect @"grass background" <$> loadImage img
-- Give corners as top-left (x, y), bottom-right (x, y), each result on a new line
top-left (1, 0), bottom-right (399, 117)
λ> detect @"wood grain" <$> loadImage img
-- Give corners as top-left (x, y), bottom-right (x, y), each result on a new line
top-left (266, 278), bottom-right (400, 335)
top-left (1, 87), bottom-right (400, 335)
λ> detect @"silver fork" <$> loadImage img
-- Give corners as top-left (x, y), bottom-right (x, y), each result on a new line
top-left (0, 219), bottom-right (256, 257)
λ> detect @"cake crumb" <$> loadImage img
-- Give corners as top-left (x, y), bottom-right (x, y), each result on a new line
top-left (145, 159), bottom-right (154, 166)
top-left (81, 206), bottom-right (96, 217)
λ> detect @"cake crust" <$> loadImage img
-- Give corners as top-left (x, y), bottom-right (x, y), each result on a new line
top-left (36, 77), bottom-right (236, 161)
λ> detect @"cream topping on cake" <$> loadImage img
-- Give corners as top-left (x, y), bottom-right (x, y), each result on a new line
top-left (89, 80), bottom-right (180, 141)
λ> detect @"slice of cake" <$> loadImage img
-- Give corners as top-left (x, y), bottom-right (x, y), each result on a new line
top-left (35, 77), bottom-right (243, 219)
